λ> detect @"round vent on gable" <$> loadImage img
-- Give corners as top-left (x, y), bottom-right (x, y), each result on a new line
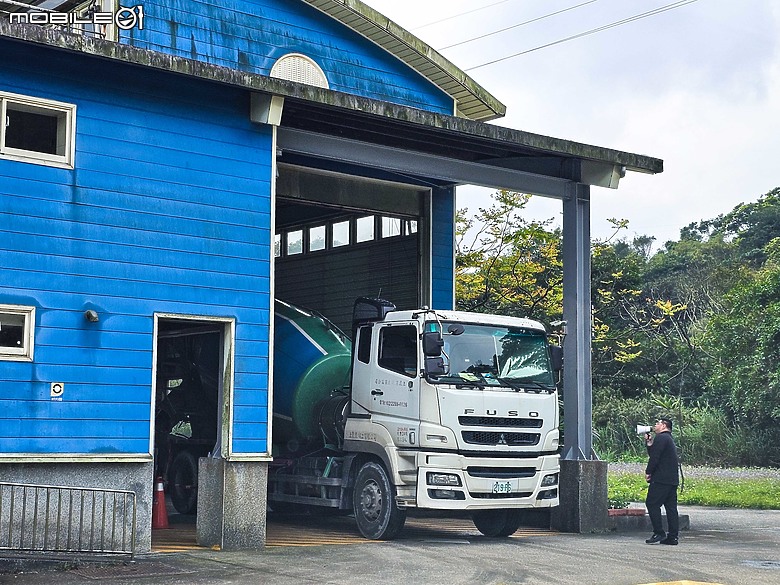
top-left (270, 54), bottom-right (329, 89)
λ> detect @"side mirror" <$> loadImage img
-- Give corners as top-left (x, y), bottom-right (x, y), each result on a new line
top-left (422, 331), bottom-right (444, 357)
top-left (549, 344), bottom-right (563, 372)
top-left (425, 356), bottom-right (446, 376)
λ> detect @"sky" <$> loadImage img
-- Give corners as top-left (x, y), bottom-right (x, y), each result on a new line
top-left (364, 0), bottom-right (780, 248)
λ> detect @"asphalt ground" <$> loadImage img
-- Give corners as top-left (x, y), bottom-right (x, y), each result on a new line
top-left (2, 505), bottom-right (780, 585)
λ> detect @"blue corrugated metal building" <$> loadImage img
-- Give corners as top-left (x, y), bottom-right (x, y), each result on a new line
top-left (0, 0), bottom-right (661, 551)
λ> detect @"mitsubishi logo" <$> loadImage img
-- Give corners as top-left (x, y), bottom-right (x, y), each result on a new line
top-left (498, 433), bottom-right (507, 445)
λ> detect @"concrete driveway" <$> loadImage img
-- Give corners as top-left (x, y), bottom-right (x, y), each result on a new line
top-left (3, 506), bottom-right (780, 585)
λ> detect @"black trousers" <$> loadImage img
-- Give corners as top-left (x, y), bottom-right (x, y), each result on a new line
top-left (646, 482), bottom-right (679, 537)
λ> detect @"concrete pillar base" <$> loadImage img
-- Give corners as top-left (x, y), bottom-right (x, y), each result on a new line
top-left (551, 459), bottom-right (608, 533)
top-left (196, 458), bottom-right (268, 550)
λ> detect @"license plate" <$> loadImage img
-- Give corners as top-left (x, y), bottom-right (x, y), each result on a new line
top-left (492, 481), bottom-right (512, 494)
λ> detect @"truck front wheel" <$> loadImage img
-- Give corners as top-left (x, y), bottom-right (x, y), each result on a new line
top-left (353, 461), bottom-right (406, 540)
top-left (472, 509), bottom-right (522, 537)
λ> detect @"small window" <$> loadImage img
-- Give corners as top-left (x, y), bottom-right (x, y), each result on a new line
top-left (309, 225), bottom-right (326, 252)
top-left (378, 325), bottom-right (417, 378)
top-left (357, 326), bottom-right (373, 364)
top-left (287, 230), bottom-right (303, 255)
top-left (1, 91), bottom-right (76, 169)
top-left (406, 220), bottom-right (418, 235)
top-left (382, 217), bottom-right (402, 238)
top-left (332, 220), bottom-right (350, 248)
top-left (0, 305), bottom-right (35, 361)
top-left (356, 216), bottom-right (375, 243)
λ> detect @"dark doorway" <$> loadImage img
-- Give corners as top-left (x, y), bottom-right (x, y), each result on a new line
top-left (154, 319), bottom-right (224, 518)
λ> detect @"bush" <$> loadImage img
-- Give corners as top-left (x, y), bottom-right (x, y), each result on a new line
top-left (676, 404), bottom-right (733, 465)
top-left (725, 427), bottom-right (780, 467)
top-left (593, 389), bottom-right (681, 460)
top-left (593, 391), bottom-right (780, 466)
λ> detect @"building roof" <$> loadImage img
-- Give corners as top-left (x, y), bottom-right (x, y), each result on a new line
top-left (301, 0), bottom-right (506, 122)
top-left (1, 0), bottom-right (507, 122)
top-left (0, 20), bottom-right (663, 183)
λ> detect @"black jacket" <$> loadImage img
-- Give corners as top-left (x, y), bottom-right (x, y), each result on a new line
top-left (645, 431), bottom-right (679, 486)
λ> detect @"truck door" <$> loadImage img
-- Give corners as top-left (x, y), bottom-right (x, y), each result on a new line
top-left (367, 323), bottom-right (421, 447)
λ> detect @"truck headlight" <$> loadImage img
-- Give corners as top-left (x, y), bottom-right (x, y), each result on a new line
top-left (541, 473), bottom-right (558, 487)
top-left (427, 472), bottom-right (462, 487)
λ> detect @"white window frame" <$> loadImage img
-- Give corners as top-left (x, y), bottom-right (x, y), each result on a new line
top-left (0, 304), bottom-right (36, 362)
top-left (0, 91), bottom-right (76, 169)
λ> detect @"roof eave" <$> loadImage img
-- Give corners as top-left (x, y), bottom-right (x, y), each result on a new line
top-left (302, 0), bottom-right (506, 122)
top-left (0, 22), bottom-right (662, 175)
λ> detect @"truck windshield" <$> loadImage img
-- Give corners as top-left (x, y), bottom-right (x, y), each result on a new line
top-left (428, 322), bottom-right (555, 391)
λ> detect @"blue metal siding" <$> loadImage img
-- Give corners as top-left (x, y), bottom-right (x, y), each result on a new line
top-left (122, 0), bottom-right (453, 115)
top-left (431, 186), bottom-right (455, 310)
top-left (0, 40), bottom-right (272, 456)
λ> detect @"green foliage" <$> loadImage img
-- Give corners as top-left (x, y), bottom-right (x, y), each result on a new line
top-left (607, 473), bottom-right (642, 509)
top-left (607, 473), bottom-right (647, 506)
top-left (608, 472), bottom-right (780, 509)
top-left (701, 258), bottom-right (780, 465)
top-left (455, 190), bottom-right (562, 324)
top-left (679, 478), bottom-right (780, 509)
top-left (455, 188), bottom-right (780, 466)
top-left (677, 407), bottom-right (733, 464)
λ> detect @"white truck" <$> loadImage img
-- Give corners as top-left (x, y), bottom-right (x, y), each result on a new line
top-left (268, 297), bottom-right (561, 539)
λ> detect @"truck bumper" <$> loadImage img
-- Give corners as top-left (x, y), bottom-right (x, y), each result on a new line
top-left (412, 452), bottom-right (559, 510)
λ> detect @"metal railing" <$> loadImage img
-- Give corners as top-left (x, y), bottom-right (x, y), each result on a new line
top-left (0, 482), bottom-right (136, 558)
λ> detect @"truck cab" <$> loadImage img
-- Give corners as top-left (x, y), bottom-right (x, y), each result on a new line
top-left (343, 299), bottom-right (560, 538)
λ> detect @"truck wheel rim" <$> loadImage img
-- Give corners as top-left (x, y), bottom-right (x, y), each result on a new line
top-left (360, 479), bottom-right (382, 521)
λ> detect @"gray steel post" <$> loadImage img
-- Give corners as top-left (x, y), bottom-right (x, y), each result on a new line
top-left (561, 180), bottom-right (594, 461)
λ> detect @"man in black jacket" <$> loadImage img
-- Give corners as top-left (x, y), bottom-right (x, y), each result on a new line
top-left (644, 418), bottom-right (680, 545)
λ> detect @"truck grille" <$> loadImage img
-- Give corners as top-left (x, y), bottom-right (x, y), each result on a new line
top-left (461, 431), bottom-right (540, 446)
top-left (470, 491), bottom-right (533, 499)
top-left (467, 466), bottom-right (536, 479)
top-left (459, 416), bottom-right (542, 428)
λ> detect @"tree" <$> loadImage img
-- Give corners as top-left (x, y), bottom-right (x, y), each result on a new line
top-left (590, 223), bottom-right (650, 394)
top-left (455, 190), bottom-right (562, 324)
top-left (701, 238), bottom-right (780, 465)
top-left (714, 187), bottom-right (780, 266)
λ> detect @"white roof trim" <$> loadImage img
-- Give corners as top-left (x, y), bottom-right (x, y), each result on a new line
top-left (302, 0), bottom-right (506, 122)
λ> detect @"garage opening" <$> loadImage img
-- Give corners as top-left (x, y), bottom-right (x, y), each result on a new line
top-left (153, 317), bottom-right (228, 528)
top-left (275, 164), bottom-right (430, 331)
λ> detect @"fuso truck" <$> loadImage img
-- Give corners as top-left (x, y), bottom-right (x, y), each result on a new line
top-left (269, 297), bottom-right (561, 540)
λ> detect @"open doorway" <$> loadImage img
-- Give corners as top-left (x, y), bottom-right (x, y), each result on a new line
top-left (153, 316), bottom-right (231, 524)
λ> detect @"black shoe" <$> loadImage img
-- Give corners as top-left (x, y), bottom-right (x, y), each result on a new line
top-left (645, 533), bottom-right (665, 544)
top-left (660, 536), bottom-right (678, 545)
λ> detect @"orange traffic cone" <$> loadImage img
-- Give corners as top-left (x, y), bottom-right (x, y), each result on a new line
top-left (152, 476), bottom-right (169, 529)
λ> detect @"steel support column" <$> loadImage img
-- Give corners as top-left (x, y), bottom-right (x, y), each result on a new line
top-left (561, 180), bottom-right (594, 461)
top-left (552, 178), bottom-right (608, 534)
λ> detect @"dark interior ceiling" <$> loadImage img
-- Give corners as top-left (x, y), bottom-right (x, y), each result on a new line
top-left (280, 98), bottom-right (539, 165)
top-left (276, 200), bottom-right (354, 230)
top-left (278, 97), bottom-right (601, 185)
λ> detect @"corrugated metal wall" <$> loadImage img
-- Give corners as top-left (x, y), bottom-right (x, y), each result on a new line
top-left (276, 235), bottom-right (419, 332)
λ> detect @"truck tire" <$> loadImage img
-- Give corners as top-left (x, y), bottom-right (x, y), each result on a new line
top-left (496, 509), bottom-right (523, 536)
top-left (472, 509), bottom-right (521, 537)
top-left (169, 450), bottom-right (198, 515)
top-left (353, 461), bottom-right (406, 540)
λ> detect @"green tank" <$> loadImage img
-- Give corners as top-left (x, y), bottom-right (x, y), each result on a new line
top-left (272, 300), bottom-right (352, 453)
